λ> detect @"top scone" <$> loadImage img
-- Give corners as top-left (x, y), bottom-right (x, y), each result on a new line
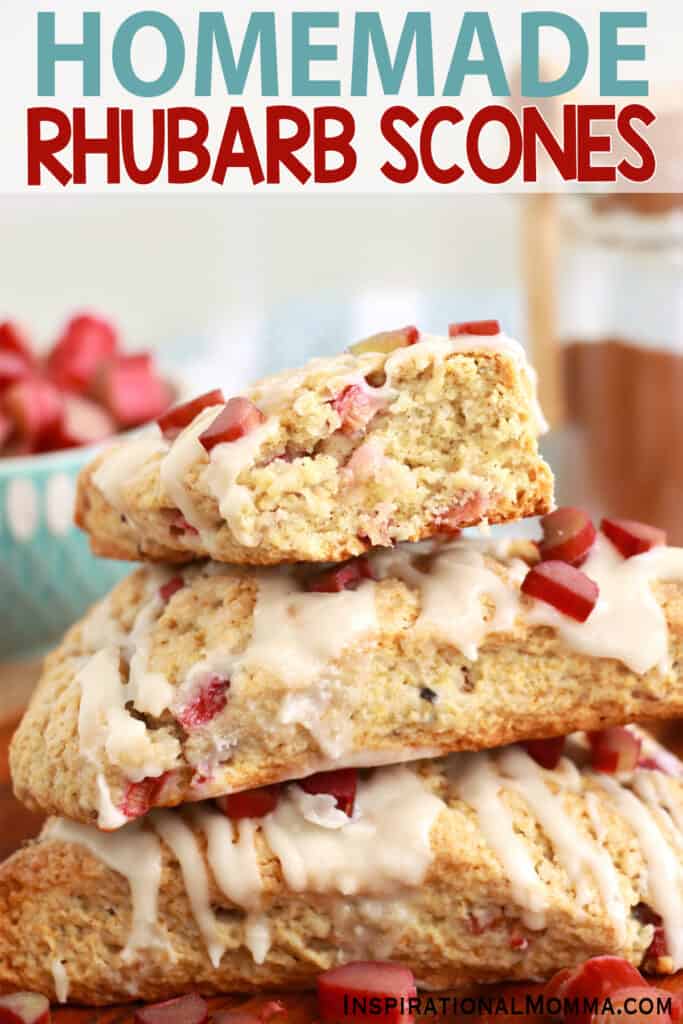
top-left (76, 324), bottom-right (553, 565)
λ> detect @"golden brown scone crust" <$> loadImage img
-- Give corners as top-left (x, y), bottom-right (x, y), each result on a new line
top-left (0, 751), bottom-right (676, 1004)
top-left (75, 341), bottom-right (553, 566)
top-left (10, 544), bottom-right (683, 827)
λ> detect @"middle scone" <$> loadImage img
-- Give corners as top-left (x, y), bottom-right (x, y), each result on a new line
top-left (12, 527), bottom-right (683, 829)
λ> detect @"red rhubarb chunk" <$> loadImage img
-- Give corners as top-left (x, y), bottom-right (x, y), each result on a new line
top-left (588, 727), bottom-right (642, 774)
top-left (332, 384), bottom-right (380, 435)
top-left (47, 313), bottom-right (118, 394)
top-left (169, 512), bottom-right (200, 537)
top-left (540, 507), bottom-right (597, 566)
top-left (307, 557), bottom-right (374, 593)
top-left (50, 395), bottom-right (115, 451)
top-left (0, 351), bottom-right (32, 391)
top-left (134, 994), bottom-right (208, 1024)
top-left (350, 326), bottom-right (420, 356)
top-left (449, 320), bottom-right (501, 337)
top-left (199, 397), bottom-right (266, 451)
top-left (98, 353), bottom-right (172, 429)
top-left (300, 768), bottom-right (358, 816)
top-left (217, 784), bottom-right (282, 820)
top-left (0, 412), bottom-right (12, 450)
top-left (523, 736), bottom-right (566, 770)
top-left (545, 956), bottom-right (646, 1024)
top-left (3, 378), bottom-right (64, 451)
top-left (0, 993), bottom-right (50, 1024)
top-left (0, 321), bottom-right (36, 365)
top-left (159, 576), bottom-right (184, 603)
top-left (120, 773), bottom-right (171, 820)
top-left (318, 962), bottom-right (417, 1024)
top-left (521, 561), bottom-right (598, 623)
top-left (176, 675), bottom-right (230, 729)
top-left (157, 389), bottom-right (226, 440)
top-left (601, 517), bottom-right (667, 558)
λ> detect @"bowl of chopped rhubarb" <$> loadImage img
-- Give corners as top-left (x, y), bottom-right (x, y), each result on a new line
top-left (0, 314), bottom-right (176, 659)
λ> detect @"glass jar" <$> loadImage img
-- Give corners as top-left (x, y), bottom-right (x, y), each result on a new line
top-left (558, 195), bottom-right (683, 540)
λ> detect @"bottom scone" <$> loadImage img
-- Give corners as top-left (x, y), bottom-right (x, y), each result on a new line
top-left (1, 732), bottom-right (682, 1005)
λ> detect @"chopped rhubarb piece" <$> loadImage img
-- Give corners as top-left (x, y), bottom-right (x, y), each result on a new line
top-left (217, 784), bottom-right (281, 820)
top-left (0, 351), bottom-right (32, 391)
top-left (350, 326), bottom-right (420, 356)
top-left (175, 675), bottom-right (230, 729)
top-left (169, 512), bottom-right (199, 537)
top-left (3, 378), bottom-right (64, 451)
top-left (199, 397), bottom-right (266, 451)
top-left (0, 993), bottom-right (50, 1024)
top-left (436, 494), bottom-right (488, 534)
top-left (643, 922), bottom-right (669, 970)
top-left (540, 507), bottom-right (597, 566)
top-left (157, 389), bottom-right (226, 440)
top-left (509, 933), bottom-right (529, 951)
top-left (300, 768), bottom-right (358, 816)
top-left (50, 395), bottom-right (115, 451)
top-left (134, 994), bottom-right (208, 1024)
top-left (318, 962), bottom-right (417, 1024)
top-left (213, 1002), bottom-right (285, 1024)
top-left (332, 383), bottom-right (384, 435)
top-left (592, 986), bottom-right (676, 1024)
top-left (0, 321), bottom-right (36, 365)
top-left (120, 773), bottom-right (171, 820)
top-left (47, 313), bottom-right (118, 393)
top-left (97, 353), bottom-right (172, 428)
top-left (601, 517), bottom-right (667, 558)
top-left (307, 557), bottom-right (374, 593)
top-left (523, 736), bottom-right (566, 770)
top-left (449, 320), bottom-right (501, 337)
top-left (521, 561), bottom-right (598, 623)
top-left (159, 576), bottom-right (184, 603)
top-left (545, 956), bottom-right (646, 1024)
top-left (588, 727), bottom-right (642, 774)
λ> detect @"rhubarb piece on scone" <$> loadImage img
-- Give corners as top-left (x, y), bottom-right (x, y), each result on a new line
top-left (2, 737), bottom-right (683, 1003)
top-left (11, 522), bottom-right (683, 828)
top-left (74, 324), bottom-right (553, 565)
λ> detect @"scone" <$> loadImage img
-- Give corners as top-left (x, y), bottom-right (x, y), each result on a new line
top-left (74, 325), bottom-right (553, 566)
top-left (11, 528), bottom-right (683, 829)
top-left (1, 736), bottom-right (681, 1004)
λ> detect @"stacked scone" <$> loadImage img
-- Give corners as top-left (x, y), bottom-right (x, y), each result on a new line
top-left (3, 321), bottom-right (683, 1007)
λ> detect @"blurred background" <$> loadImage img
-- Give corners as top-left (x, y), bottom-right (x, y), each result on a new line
top-left (1, 189), bottom-right (682, 852)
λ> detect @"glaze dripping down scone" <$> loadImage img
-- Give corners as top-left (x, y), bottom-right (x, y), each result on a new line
top-left (11, 531), bottom-right (683, 828)
top-left (1, 739), bottom-right (682, 1004)
top-left (74, 330), bottom-right (553, 565)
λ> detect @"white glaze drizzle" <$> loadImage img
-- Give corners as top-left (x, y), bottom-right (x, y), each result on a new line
top-left (238, 574), bottom-right (378, 689)
top-left (450, 751), bottom-right (548, 929)
top-left (125, 573), bottom-right (177, 717)
top-left (498, 747), bottom-right (626, 940)
top-left (51, 959), bottom-right (69, 1003)
top-left (92, 434), bottom-right (167, 515)
top-left (159, 404), bottom-right (223, 539)
top-left (598, 773), bottom-right (683, 970)
top-left (262, 765), bottom-right (443, 895)
top-left (152, 811), bottom-right (225, 968)
top-left (203, 417), bottom-right (281, 547)
top-left (373, 543), bottom-right (523, 661)
top-left (45, 817), bottom-right (166, 961)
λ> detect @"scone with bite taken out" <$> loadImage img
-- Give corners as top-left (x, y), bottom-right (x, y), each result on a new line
top-left (75, 321), bottom-right (553, 566)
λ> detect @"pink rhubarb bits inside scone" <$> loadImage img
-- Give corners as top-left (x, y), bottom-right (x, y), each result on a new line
top-left (175, 675), bottom-right (230, 729)
top-left (120, 772), bottom-right (174, 821)
top-left (435, 493), bottom-right (488, 534)
top-left (332, 383), bottom-right (387, 435)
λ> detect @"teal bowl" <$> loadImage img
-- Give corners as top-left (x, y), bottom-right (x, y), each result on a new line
top-left (0, 444), bottom-right (134, 660)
